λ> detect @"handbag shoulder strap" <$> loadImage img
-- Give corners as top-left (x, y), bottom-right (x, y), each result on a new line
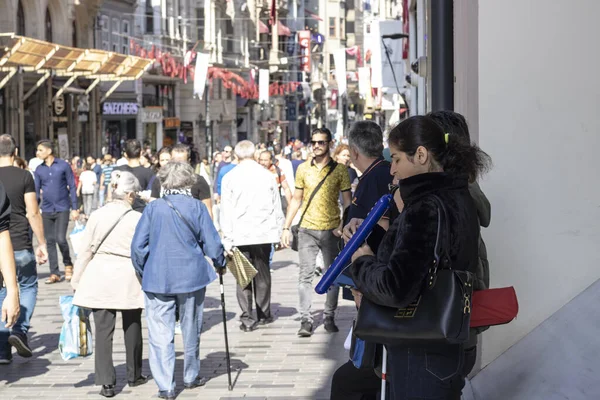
top-left (163, 197), bottom-right (203, 247)
top-left (427, 195), bottom-right (451, 287)
top-left (298, 160), bottom-right (338, 225)
top-left (93, 209), bottom-right (133, 255)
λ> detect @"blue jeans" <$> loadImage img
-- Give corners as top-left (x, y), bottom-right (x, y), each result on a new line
top-left (0, 249), bottom-right (38, 358)
top-left (144, 288), bottom-right (206, 393)
top-left (387, 345), bottom-right (464, 399)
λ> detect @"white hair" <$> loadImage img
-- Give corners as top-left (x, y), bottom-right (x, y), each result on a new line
top-left (234, 140), bottom-right (256, 160)
top-left (110, 171), bottom-right (141, 200)
top-left (158, 162), bottom-right (197, 189)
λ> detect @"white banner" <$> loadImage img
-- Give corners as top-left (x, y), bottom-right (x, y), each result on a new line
top-left (374, 20), bottom-right (405, 93)
top-left (358, 67), bottom-right (370, 97)
top-left (193, 52), bottom-right (210, 99)
top-left (259, 69), bottom-right (270, 103)
top-left (334, 49), bottom-right (347, 96)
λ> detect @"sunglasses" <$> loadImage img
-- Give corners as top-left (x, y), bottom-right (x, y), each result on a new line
top-left (311, 140), bottom-right (330, 146)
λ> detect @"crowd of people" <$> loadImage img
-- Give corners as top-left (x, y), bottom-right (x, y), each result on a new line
top-left (0, 111), bottom-right (492, 400)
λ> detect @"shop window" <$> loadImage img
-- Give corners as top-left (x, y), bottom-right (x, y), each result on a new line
top-left (122, 20), bottom-right (130, 54)
top-left (100, 15), bottom-right (109, 50)
top-left (196, 8), bottom-right (204, 41)
top-left (346, 20), bottom-right (355, 34)
top-left (112, 18), bottom-right (120, 51)
top-left (146, 1), bottom-right (154, 34)
top-left (72, 20), bottom-right (77, 47)
top-left (225, 19), bottom-right (234, 52)
top-left (340, 18), bottom-right (345, 38)
top-left (329, 17), bottom-right (336, 38)
top-left (45, 8), bottom-right (53, 42)
top-left (17, 1), bottom-right (25, 36)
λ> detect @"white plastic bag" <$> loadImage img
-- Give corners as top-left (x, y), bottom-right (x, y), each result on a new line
top-left (69, 221), bottom-right (85, 257)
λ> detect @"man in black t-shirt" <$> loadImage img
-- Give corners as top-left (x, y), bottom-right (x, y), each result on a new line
top-left (0, 134), bottom-right (48, 363)
top-left (114, 139), bottom-right (155, 212)
top-left (150, 144), bottom-right (213, 218)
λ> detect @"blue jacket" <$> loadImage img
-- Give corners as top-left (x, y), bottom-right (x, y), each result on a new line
top-left (131, 194), bottom-right (226, 294)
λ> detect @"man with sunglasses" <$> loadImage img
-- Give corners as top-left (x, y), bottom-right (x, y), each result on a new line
top-left (281, 128), bottom-right (352, 337)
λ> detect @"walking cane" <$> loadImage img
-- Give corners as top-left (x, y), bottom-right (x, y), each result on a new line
top-left (219, 270), bottom-right (233, 391)
top-left (380, 347), bottom-right (388, 400)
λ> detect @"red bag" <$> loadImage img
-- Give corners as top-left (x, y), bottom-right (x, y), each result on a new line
top-left (470, 287), bottom-right (519, 328)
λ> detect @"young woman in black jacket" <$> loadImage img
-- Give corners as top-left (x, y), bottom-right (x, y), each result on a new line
top-left (349, 115), bottom-right (491, 399)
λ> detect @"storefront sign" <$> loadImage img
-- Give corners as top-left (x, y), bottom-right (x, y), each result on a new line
top-left (164, 117), bottom-right (181, 129)
top-left (180, 121), bottom-right (193, 131)
top-left (102, 102), bottom-right (139, 115)
top-left (298, 30), bottom-right (311, 73)
top-left (52, 93), bottom-right (67, 123)
top-left (141, 107), bottom-right (163, 123)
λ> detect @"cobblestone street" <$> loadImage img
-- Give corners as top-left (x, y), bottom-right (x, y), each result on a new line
top-left (0, 248), bottom-right (353, 399)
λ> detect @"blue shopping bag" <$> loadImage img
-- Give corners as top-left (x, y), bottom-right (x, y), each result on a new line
top-left (58, 295), bottom-right (93, 361)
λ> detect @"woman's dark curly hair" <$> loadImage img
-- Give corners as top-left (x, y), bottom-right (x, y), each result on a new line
top-left (388, 115), bottom-right (492, 182)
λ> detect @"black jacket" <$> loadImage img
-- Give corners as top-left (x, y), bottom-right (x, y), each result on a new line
top-left (351, 172), bottom-right (480, 309)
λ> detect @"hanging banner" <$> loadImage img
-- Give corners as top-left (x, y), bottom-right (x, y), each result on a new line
top-left (334, 49), bottom-right (347, 96)
top-left (371, 20), bottom-right (405, 93)
top-left (358, 67), bottom-right (370, 98)
top-left (298, 30), bottom-right (311, 73)
top-left (194, 52), bottom-right (210, 99)
top-left (259, 69), bottom-right (270, 103)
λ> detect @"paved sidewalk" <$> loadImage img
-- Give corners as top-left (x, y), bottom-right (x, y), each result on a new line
top-left (0, 248), bottom-right (354, 399)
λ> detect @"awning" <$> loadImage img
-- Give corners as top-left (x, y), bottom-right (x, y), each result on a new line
top-left (0, 33), bottom-right (152, 81)
top-left (258, 21), bottom-right (292, 36)
top-left (305, 11), bottom-right (323, 21)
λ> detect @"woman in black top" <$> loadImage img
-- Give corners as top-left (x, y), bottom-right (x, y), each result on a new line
top-left (350, 115), bottom-right (491, 399)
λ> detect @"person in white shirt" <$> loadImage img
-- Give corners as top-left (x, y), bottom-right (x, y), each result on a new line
top-left (274, 144), bottom-right (295, 187)
top-left (77, 164), bottom-right (97, 218)
top-left (220, 140), bottom-right (284, 332)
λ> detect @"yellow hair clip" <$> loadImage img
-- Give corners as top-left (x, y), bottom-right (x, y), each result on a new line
top-left (444, 133), bottom-right (450, 144)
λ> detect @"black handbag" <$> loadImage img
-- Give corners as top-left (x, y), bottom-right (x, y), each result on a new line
top-left (290, 160), bottom-right (337, 251)
top-left (353, 195), bottom-right (474, 346)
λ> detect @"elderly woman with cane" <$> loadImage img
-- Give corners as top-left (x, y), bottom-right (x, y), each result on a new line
top-left (131, 162), bottom-right (226, 400)
top-left (71, 171), bottom-right (149, 398)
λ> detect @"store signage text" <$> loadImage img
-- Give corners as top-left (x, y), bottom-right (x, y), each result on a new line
top-left (164, 117), bottom-right (181, 129)
top-left (102, 102), bottom-right (139, 115)
top-left (141, 107), bottom-right (163, 123)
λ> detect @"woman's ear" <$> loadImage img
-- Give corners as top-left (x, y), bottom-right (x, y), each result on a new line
top-left (415, 146), bottom-right (429, 166)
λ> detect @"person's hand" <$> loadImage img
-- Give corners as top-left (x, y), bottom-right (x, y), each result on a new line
top-left (35, 243), bottom-right (48, 264)
top-left (224, 249), bottom-right (234, 258)
top-left (70, 210), bottom-right (80, 221)
top-left (342, 218), bottom-right (365, 244)
top-left (350, 288), bottom-right (363, 309)
top-left (333, 226), bottom-right (343, 238)
top-left (1, 291), bottom-right (20, 329)
top-left (351, 243), bottom-right (374, 263)
top-left (280, 229), bottom-right (291, 248)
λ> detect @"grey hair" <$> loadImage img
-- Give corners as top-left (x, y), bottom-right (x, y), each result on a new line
top-left (348, 121), bottom-right (384, 158)
top-left (234, 140), bottom-right (256, 160)
top-left (110, 171), bottom-right (141, 200)
top-left (158, 162), bottom-right (197, 190)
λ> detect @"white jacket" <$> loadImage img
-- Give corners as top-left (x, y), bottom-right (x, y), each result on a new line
top-left (220, 160), bottom-right (284, 251)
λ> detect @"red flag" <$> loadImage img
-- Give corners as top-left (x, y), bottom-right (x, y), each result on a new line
top-left (269, 0), bottom-right (277, 25)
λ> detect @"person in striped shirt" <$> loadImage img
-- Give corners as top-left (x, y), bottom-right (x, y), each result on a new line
top-left (99, 155), bottom-right (115, 206)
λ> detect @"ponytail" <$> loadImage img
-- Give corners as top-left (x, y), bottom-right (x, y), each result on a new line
top-left (388, 115), bottom-right (492, 182)
top-left (439, 134), bottom-right (492, 182)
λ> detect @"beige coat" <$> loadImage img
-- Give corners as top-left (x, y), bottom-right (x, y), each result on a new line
top-left (71, 201), bottom-right (144, 310)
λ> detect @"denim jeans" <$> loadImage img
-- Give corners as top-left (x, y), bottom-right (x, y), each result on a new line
top-left (144, 288), bottom-right (206, 393)
top-left (43, 210), bottom-right (72, 276)
top-left (387, 345), bottom-right (465, 399)
top-left (297, 228), bottom-right (340, 324)
top-left (99, 187), bottom-right (105, 208)
top-left (82, 194), bottom-right (94, 217)
top-left (0, 249), bottom-right (38, 358)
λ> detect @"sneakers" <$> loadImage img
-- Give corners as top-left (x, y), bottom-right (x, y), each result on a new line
top-left (0, 355), bottom-right (12, 365)
top-left (8, 333), bottom-right (32, 358)
top-left (258, 316), bottom-right (274, 325)
top-left (324, 317), bottom-right (339, 333)
top-left (174, 321), bottom-right (182, 335)
top-left (158, 391), bottom-right (176, 400)
top-left (297, 321), bottom-right (313, 337)
top-left (99, 385), bottom-right (115, 398)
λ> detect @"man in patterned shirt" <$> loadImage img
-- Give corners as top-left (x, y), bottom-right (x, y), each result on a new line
top-left (281, 128), bottom-right (352, 337)
top-left (99, 154), bottom-right (114, 206)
